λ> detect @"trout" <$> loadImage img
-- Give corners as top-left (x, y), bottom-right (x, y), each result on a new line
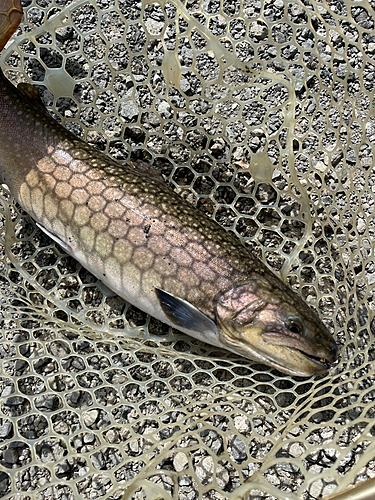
top-left (0, 0), bottom-right (338, 376)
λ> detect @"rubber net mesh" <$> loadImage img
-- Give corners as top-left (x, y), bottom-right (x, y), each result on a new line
top-left (0, 0), bottom-right (374, 498)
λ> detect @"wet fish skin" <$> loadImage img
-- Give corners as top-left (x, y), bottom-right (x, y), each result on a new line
top-left (0, 0), bottom-right (338, 376)
top-left (0, 0), bottom-right (21, 52)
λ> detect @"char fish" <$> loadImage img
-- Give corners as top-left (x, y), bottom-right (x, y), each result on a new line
top-left (0, 0), bottom-right (338, 376)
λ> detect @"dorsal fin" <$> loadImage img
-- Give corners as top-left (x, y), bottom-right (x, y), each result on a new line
top-left (17, 82), bottom-right (43, 103)
top-left (128, 159), bottom-right (165, 183)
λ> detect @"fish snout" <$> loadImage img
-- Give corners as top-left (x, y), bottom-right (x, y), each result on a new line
top-left (327, 339), bottom-right (339, 363)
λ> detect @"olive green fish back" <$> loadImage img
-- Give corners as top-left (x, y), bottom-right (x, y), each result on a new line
top-left (0, 0), bottom-right (373, 499)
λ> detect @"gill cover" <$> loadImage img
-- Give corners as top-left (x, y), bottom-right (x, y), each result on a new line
top-left (215, 281), bottom-right (267, 331)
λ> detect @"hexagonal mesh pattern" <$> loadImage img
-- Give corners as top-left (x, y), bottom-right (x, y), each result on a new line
top-left (0, 0), bottom-right (374, 498)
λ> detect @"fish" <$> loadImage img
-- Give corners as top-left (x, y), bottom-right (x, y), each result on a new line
top-left (0, 0), bottom-right (338, 376)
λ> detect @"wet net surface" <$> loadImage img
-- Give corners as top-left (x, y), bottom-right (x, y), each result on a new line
top-left (0, 0), bottom-right (374, 498)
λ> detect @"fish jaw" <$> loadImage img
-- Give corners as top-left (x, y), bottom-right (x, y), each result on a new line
top-left (215, 278), bottom-right (338, 377)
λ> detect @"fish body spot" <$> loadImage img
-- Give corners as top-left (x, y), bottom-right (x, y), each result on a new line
top-left (55, 181), bottom-right (72, 198)
top-left (87, 180), bottom-right (105, 195)
top-left (87, 195), bottom-right (106, 212)
top-left (80, 226), bottom-right (95, 252)
top-left (113, 239), bottom-right (133, 263)
top-left (70, 173), bottom-right (89, 188)
top-left (52, 149), bottom-right (73, 165)
top-left (105, 201), bottom-right (125, 219)
top-left (71, 188), bottom-right (89, 205)
top-left (96, 233), bottom-right (113, 258)
top-left (31, 187), bottom-right (44, 219)
top-left (133, 248), bottom-right (154, 270)
top-left (108, 219), bottom-right (129, 238)
top-left (38, 157), bottom-right (56, 173)
top-left (26, 170), bottom-right (39, 188)
top-left (60, 199), bottom-right (74, 220)
top-left (43, 195), bottom-right (58, 220)
top-left (74, 206), bottom-right (91, 226)
top-left (91, 212), bottom-right (109, 232)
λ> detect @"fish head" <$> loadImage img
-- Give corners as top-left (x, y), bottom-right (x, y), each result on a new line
top-left (215, 273), bottom-right (338, 377)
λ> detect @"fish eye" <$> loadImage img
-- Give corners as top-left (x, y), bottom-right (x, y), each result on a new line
top-left (285, 316), bottom-right (305, 335)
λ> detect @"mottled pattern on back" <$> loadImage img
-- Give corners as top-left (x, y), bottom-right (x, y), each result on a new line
top-left (19, 135), bottom-right (262, 317)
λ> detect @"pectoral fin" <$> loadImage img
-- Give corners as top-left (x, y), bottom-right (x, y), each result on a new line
top-left (36, 223), bottom-right (72, 254)
top-left (155, 288), bottom-right (217, 336)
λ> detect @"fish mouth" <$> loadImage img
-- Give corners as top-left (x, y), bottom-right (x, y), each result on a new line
top-left (257, 346), bottom-right (333, 377)
top-left (291, 347), bottom-right (331, 370)
top-left (255, 347), bottom-right (332, 376)
top-left (260, 332), bottom-right (337, 375)
top-left (221, 330), bottom-right (335, 376)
